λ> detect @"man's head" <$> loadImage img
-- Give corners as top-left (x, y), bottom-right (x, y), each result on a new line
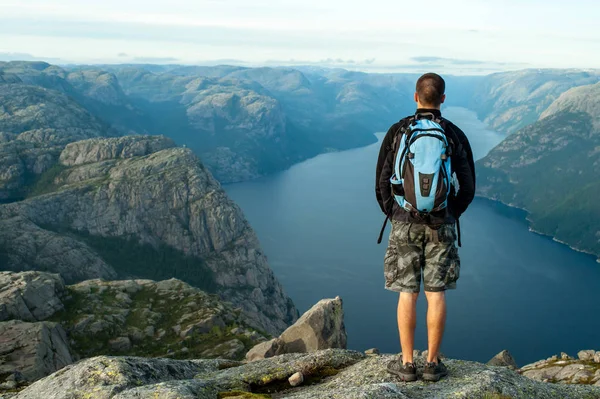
top-left (414, 73), bottom-right (446, 109)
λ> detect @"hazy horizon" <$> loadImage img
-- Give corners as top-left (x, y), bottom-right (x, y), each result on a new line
top-left (1, 0), bottom-right (599, 74)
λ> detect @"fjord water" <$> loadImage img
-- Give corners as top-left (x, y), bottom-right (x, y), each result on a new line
top-left (226, 107), bottom-right (600, 365)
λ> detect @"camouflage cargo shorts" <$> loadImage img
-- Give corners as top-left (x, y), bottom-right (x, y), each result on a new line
top-left (384, 221), bottom-right (460, 293)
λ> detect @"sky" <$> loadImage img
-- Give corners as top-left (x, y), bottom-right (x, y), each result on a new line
top-left (0, 0), bottom-right (599, 74)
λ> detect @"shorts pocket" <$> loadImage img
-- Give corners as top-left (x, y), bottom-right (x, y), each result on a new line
top-left (444, 257), bottom-right (460, 286)
top-left (383, 245), bottom-right (399, 285)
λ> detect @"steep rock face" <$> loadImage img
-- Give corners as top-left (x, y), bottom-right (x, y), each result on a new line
top-left (14, 350), bottom-right (600, 399)
top-left (0, 320), bottom-right (73, 385)
top-left (0, 137), bottom-right (297, 335)
top-left (476, 82), bottom-right (600, 259)
top-left (469, 69), bottom-right (600, 134)
top-left (0, 213), bottom-right (118, 282)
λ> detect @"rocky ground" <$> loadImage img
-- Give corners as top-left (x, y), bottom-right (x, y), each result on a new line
top-left (8, 349), bottom-right (600, 399)
top-left (52, 278), bottom-right (269, 361)
top-left (0, 272), bottom-right (270, 393)
top-left (520, 350), bottom-right (600, 386)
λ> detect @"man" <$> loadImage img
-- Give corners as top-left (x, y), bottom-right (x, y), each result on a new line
top-left (375, 73), bottom-right (475, 382)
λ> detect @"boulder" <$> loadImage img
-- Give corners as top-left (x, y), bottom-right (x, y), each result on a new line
top-left (487, 350), bottom-right (518, 369)
top-left (0, 272), bottom-right (66, 322)
top-left (245, 297), bottom-right (346, 361)
top-left (279, 296), bottom-right (346, 354)
top-left (594, 352), bottom-right (600, 364)
top-left (577, 350), bottom-right (596, 361)
top-left (0, 320), bottom-right (73, 386)
top-left (246, 338), bottom-right (284, 361)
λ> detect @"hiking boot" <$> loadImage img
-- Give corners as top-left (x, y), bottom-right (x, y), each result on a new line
top-left (386, 359), bottom-right (417, 382)
top-left (422, 359), bottom-right (448, 382)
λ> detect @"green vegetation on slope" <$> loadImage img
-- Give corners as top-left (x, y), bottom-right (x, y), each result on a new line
top-left (477, 109), bottom-right (600, 259)
top-left (50, 280), bottom-right (268, 360)
top-left (76, 232), bottom-right (218, 293)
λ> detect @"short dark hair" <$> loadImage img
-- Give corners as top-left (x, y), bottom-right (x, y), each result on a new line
top-left (416, 73), bottom-right (445, 107)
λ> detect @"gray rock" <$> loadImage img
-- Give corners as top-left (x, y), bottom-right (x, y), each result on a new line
top-left (0, 320), bottom-right (73, 385)
top-left (0, 272), bottom-right (66, 322)
top-left (487, 350), bottom-right (518, 369)
top-left (246, 338), bottom-right (285, 361)
top-left (288, 371), bottom-right (304, 387)
top-left (522, 366), bottom-right (564, 382)
top-left (365, 348), bottom-right (380, 355)
top-left (571, 370), bottom-right (594, 384)
top-left (14, 356), bottom-right (234, 399)
top-left (594, 352), bottom-right (600, 364)
top-left (578, 350), bottom-right (596, 361)
top-left (109, 337), bottom-right (132, 352)
top-left (554, 364), bottom-right (587, 381)
top-left (278, 296), bottom-right (346, 354)
top-left (560, 352), bottom-right (573, 360)
top-left (59, 135), bottom-right (175, 166)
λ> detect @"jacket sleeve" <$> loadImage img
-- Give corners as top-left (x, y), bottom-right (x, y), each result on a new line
top-left (375, 125), bottom-right (397, 214)
top-left (447, 123), bottom-right (476, 218)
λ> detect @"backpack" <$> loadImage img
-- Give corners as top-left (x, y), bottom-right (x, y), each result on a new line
top-left (390, 112), bottom-right (453, 221)
top-left (377, 112), bottom-right (459, 245)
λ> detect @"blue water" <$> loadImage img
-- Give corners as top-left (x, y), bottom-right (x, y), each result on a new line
top-left (225, 107), bottom-right (600, 366)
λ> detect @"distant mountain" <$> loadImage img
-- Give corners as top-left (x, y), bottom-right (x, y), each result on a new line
top-left (477, 82), bottom-right (600, 260)
top-left (1, 61), bottom-right (422, 183)
top-left (468, 69), bottom-right (600, 134)
top-left (108, 65), bottom-right (417, 181)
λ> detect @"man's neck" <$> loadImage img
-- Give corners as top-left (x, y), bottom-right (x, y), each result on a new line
top-left (416, 108), bottom-right (442, 117)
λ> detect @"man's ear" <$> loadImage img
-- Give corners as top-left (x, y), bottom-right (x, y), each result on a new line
top-left (414, 92), bottom-right (419, 103)
top-left (440, 94), bottom-right (446, 104)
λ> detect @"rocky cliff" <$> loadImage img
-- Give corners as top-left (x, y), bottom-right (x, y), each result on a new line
top-left (477, 82), bottom-right (600, 260)
top-left (0, 135), bottom-right (297, 334)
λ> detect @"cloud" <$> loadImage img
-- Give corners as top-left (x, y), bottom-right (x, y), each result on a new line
top-left (132, 56), bottom-right (179, 63)
top-left (117, 52), bottom-right (128, 57)
top-left (0, 52), bottom-right (67, 64)
top-left (411, 56), bottom-right (487, 65)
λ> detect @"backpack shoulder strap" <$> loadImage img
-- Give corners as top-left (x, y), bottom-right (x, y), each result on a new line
top-left (392, 116), bottom-right (415, 152)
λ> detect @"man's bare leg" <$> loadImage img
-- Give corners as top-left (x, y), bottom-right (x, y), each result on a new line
top-left (398, 292), bottom-right (419, 364)
top-left (424, 291), bottom-right (446, 364)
